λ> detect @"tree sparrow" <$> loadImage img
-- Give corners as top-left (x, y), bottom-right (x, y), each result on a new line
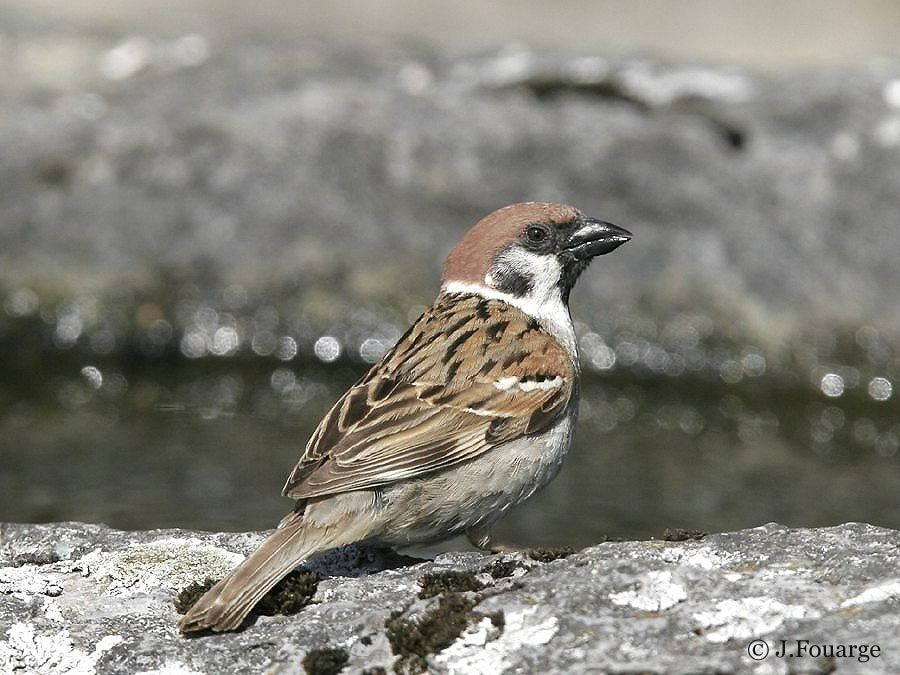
top-left (179, 202), bottom-right (631, 633)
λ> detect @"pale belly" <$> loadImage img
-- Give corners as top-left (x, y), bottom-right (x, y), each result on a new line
top-left (374, 408), bottom-right (576, 546)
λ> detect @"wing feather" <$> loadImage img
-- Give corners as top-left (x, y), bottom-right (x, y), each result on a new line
top-left (282, 293), bottom-right (575, 500)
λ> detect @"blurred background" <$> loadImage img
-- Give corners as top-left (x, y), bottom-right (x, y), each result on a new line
top-left (1, 1), bottom-right (899, 548)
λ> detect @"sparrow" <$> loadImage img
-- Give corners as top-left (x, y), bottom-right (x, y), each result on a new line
top-left (179, 202), bottom-right (631, 633)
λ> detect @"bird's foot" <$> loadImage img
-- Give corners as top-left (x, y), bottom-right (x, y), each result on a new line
top-left (466, 528), bottom-right (528, 554)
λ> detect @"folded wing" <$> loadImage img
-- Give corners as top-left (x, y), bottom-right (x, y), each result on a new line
top-left (283, 293), bottom-right (575, 500)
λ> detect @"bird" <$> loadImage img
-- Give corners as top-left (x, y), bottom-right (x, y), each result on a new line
top-left (179, 201), bottom-right (631, 633)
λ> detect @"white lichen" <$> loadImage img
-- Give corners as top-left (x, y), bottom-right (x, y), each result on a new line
top-left (0, 623), bottom-right (122, 674)
top-left (660, 545), bottom-right (735, 570)
top-left (433, 606), bottom-right (558, 674)
top-left (840, 580), bottom-right (900, 608)
top-left (73, 538), bottom-right (244, 595)
top-left (609, 570), bottom-right (687, 612)
top-left (692, 597), bottom-right (811, 643)
top-left (0, 566), bottom-right (65, 599)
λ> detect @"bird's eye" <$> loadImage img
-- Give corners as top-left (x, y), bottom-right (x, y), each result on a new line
top-left (525, 226), bottom-right (548, 244)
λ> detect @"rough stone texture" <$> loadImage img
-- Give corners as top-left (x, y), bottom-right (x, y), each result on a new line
top-left (1, 521), bottom-right (897, 674)
top-left (2, 20), bottom-right (900, 355)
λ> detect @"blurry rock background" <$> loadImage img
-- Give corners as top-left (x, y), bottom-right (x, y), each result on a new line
top-left (1, 1), bottom-right (898, 546)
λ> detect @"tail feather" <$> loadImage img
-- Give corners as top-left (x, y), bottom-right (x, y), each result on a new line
top-left (179, 518), bottom-right (346, 633)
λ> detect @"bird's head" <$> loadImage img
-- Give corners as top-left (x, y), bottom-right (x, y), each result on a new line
top-left (441, 202), bottom-right (631, 305)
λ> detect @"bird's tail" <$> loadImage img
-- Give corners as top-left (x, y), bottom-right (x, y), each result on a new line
top-left (178, 515), bottom-right (358, 633)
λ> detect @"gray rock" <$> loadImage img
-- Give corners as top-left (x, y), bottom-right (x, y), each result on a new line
top-left (2, 22), bottom-right (900, 369)
top-left (1, 521), bottom-right (897, 674)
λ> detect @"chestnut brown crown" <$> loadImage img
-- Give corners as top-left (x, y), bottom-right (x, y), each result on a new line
top-left (441, 202), bottom-right (581, 286)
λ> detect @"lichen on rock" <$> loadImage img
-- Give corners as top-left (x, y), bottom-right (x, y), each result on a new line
top-left (1, 521), bottom-right (898, 673)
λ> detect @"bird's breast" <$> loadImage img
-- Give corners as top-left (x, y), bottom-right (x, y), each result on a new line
top-left (377, 401), bottom-right (578, 545)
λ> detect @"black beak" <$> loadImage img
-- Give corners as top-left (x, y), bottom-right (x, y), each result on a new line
top-left (564, 217), bottom-right (632, 260)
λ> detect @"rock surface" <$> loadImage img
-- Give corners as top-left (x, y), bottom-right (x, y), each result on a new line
top-left (1, 521), bottom-right (897, 674)
top-left (2, 20), bottom-right (900, 364)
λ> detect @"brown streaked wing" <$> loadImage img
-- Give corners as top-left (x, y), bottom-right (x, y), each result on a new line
top-left (282, 293), bottom-right (574, 500)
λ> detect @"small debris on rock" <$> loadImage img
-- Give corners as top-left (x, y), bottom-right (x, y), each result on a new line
top-left (663, 528), bottom-right (708, 542)
top-left (11, 550), bottom-right (61, 567)
top-left (527, 547), bottom-right (575, 563)
top-left (301, 647), bottom-right (348, 675)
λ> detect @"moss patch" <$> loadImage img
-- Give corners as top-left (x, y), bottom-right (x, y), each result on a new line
top-left (174, 570), bottom-right (317, 618)
top-left (417, 570), bottom-right (485, 598)
top-left (255, 570), bottom-right (319, 616)
top-left (663, 528), bottom-right (708, 542)
top-left (387, 593), bottom-right (497, 674)
top-left (480, 559), bottom-right (520, 579)
top-left (174, 577), bottom-right (218, 614)
top-left (301, 647), bottom-right (348, 675)
top-left (527, 547), bottom-right (575, 563)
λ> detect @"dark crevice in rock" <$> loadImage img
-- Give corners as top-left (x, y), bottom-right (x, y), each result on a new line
top-left (350, 547), bottom-right (426, 574)
top-left (518, 76), bottom-right (653, 111)
top-left (503, 75), bottom-right (748, 152)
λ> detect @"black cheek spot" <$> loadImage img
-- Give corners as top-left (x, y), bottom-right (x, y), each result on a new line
top-left (492, 266), bottom-right (533, 297)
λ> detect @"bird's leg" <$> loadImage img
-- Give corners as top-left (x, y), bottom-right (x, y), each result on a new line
top-left (466, 527), bottom-right (524, 554)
